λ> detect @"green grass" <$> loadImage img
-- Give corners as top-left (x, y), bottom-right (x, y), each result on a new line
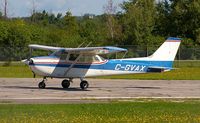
top-left (98, 68), bottom-right (200, 80)
top-left (1, 66), bottom-right (199, 80)
top-left (0, 61), bottom-right (200, 79)
top-left (173, 60), bottom-right (200, 67)
top-left (0, 101), bottom-right (200, 123)
top-left (0, 65), bottom-right (33, 78)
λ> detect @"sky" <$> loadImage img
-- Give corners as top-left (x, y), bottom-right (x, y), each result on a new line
top-left (0, 0), bottom-right (128, 17)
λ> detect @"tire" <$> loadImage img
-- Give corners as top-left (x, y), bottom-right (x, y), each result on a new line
top-left (62, 80), bottom-right (70, 88)
top-left (38, 81), bottom-right (46, 89)
top-left (80, 81), bottom-right (89, 90)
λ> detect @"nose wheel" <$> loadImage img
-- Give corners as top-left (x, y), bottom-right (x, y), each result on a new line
top-left (38, 77), bottom-right (47, 89)
top-left (38, 80), bottom-right (46, 89)
top-left (80, 80), bottom-right (89, 90)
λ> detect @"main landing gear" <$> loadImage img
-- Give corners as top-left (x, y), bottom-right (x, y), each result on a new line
top-left (38, 77), bottom-right (46, 89)
top-left (38, 77), bottom-right (89, 90)
top-left (61, 79), bottom-right (70, 88)
top-left (61, 79), bottom-right (89, 90)
top-left (80, 80), bottom-right (89, 90)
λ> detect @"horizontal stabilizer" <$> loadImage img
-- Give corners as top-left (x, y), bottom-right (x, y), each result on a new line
top-left (147, 66), bottom-right (171, 73)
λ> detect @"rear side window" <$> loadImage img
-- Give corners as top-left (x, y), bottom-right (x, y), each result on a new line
top-left (78, 55), bottom-right (101, 63)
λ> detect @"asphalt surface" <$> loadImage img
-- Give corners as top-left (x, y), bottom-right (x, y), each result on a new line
top-left (0, 78), bottom-right (200, 103)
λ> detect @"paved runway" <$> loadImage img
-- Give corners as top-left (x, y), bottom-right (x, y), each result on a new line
top-left (0, 78), bottom-right (200, 103)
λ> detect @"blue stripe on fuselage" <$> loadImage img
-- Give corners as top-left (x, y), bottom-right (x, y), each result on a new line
top-left (121, 60), bottom-right (173, 68)
top-left (31, 59), bottom-right (173, 72)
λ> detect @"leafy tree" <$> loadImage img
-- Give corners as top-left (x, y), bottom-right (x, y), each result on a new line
top-left (79, 17), bottom-right (107, 45)
top-left (154, 0), bottom-right (171, 36)
top-left (170, 0), bottom-right (200, 44)
top-left (30, 10), bottom-right (49, 26)
top-left (62, 11), bottom-right (78, 34)
top-left (55, 13), bottom-right (62, 26)
top-left (0, 0), bottom-right (200, 61)
top-left (121, 0), bottom-right (157, 46)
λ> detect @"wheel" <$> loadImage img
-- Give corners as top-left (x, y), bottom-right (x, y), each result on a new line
top-left (80, 81), bottom-right (89, 90)
top-left (62, 80), bottom-right (70, 88)
top-left (38, 81), bottom-right (46, 89)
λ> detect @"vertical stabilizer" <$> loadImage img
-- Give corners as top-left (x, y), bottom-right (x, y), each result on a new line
top-left (149, 37), bottom-right (181, 61)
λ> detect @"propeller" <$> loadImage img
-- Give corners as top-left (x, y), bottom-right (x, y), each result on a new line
top-left (21, 47), bottom-right (36, 78)
top-left (21, 58), bottom-right (35, 78)
top-left (21, 58), bottom-right (34, 65)
top-left (21, 59), bottom-right (29, 65)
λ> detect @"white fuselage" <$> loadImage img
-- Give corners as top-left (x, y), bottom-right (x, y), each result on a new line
top-left (29, 56), bottom-right (151, 78)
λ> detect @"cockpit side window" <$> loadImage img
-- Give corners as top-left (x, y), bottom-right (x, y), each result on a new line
top-left (78, 55), bottom-right (93, 62)
top-left (69, 54), bottom-right (79, 61)
top-left (84, 56), bottom-right (93, 62)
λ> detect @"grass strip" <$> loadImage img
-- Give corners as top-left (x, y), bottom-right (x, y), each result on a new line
top-left (0, 101), bottom-right (199, 123)
top-left (0, 66), bottom-right (200, 80)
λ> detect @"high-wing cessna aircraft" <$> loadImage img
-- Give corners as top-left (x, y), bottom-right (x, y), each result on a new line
top-left (22, 37), bottom-right (181, 90)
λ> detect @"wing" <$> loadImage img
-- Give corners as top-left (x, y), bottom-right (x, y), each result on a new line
top-left (29, 44), bottom-right (127, 55)
top-left (29, 44), bottom-right (63, 51)
top-left (64, 46), bottom-right (127, 54)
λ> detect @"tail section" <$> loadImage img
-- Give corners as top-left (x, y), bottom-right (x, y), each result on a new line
top-left (124, 37), bottom-right (181, 69)
top-left (149, 37), bottom-right (181, 61)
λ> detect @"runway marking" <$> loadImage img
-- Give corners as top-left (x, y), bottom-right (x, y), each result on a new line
top-left (1, 97), bottom-right (200, 100)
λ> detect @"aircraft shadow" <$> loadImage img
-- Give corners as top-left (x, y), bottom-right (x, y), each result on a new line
top-left (3, 85), bottom-right (160, 91)
top-left (126, 86), bottom-right (161, 89)
top-left (89, 86), bottom-right (161, 89)
top-left (2, 86), bottom-right (90, 91)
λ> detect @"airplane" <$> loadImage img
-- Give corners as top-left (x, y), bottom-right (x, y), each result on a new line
top-left (22, 37), bottom-right (181, 90)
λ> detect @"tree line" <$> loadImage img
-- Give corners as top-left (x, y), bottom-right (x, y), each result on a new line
top-left (0, 0), bottom-right (200, 60)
